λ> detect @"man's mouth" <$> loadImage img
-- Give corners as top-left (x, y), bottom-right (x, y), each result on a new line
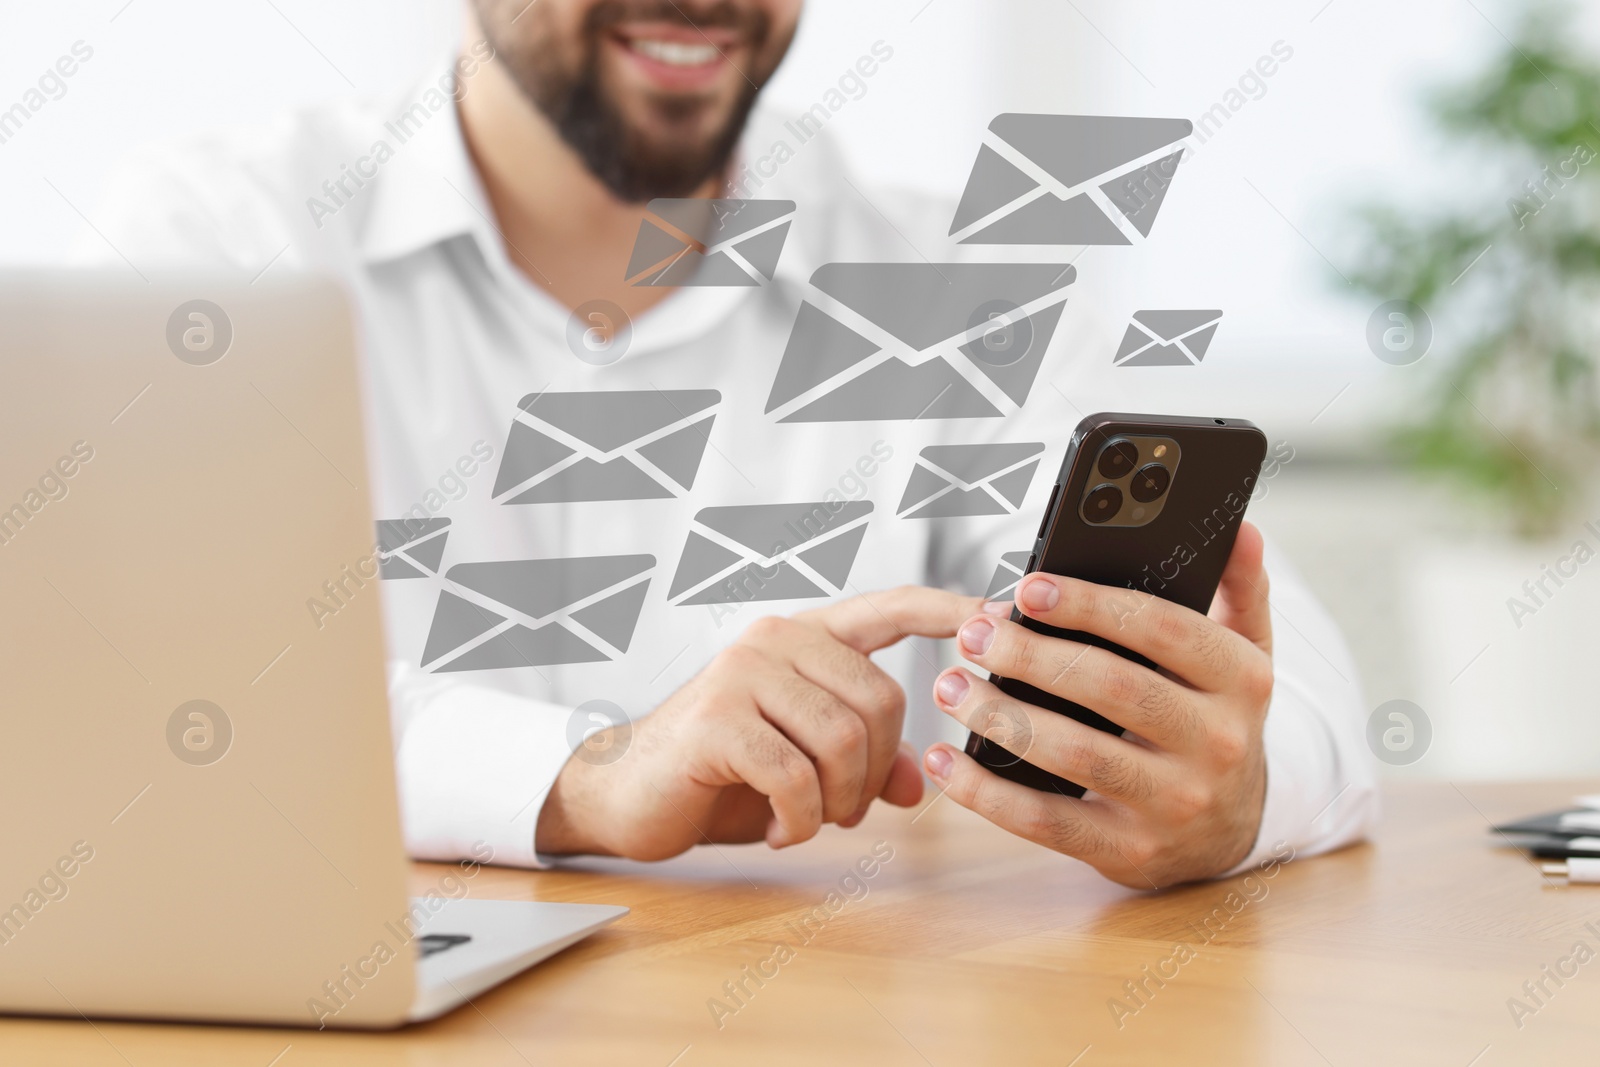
top-left (627, 38), bottom-right (722, 68)
top-left (609, 22), bottom-right (745, 90)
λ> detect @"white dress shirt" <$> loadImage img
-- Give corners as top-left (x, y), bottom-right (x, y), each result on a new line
top-left (90, 66), bottom-right (1377, 874)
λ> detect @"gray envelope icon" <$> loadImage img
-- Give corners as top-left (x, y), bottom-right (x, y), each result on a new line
top-left (984, 551), bottom-right (1032, 601)
top-left (949, 114), bottom-right (1193, 245)
top-left (1113, 310), bottom-right (1223, 367)
top-left (420, 554), bottom-right (654, 672)
top-left (669, 501), bottom-right (873, 605)
top-left (627, 199), bottom-right (795, 286)
top-left (896, 443), bottom-right (1045, 519)
top-left (376, 517), bottom-right (450, 579)
top-left (492, 390), bottom-right (720, 504)
top-left (763, 263), bottom-right (1074, 423)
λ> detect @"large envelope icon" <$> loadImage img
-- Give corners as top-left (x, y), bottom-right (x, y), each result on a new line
top-left (897, 443), bottom-right (1045, 519)
top-left (375, 517), bottom-right (450, 579)
top-left (984, 551), bottom-right (1033, 601)
top-left (669, 501), bottom-right (873, 605)
top-left (763, 263), bottom-right (1074, 423)
top-left (492, 390), bottom-right (720, 504)
top-left (420, 554), bottom-right (655, 672)
top-left (949, 114), bottom-right (1193, 245)
top-left (1113, 310), bottom-right (1223, 367)
top-left (626, 198), bottom-right (795, 286)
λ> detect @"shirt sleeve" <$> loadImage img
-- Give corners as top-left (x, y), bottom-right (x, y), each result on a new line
top-left (1221, 537), bottom-right (1380, 872)
top-left (386, 663), bottom-right (579, 868)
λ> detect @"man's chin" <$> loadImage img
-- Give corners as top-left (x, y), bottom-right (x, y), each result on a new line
top-left (620, 106), bottom-right (744, 166)
top-left (610, 144), bottom-right (733, 199)
top-left (621, 90), bottom-right (738, 134)
top-left (535, 56), bottom-right (765, 200)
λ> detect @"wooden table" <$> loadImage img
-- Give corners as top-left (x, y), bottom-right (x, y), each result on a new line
top-left (4, 780), bottom-right (1598, 1065)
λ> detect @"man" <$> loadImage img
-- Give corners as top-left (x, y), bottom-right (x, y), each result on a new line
top-left (93, 0), bottom-right (1376, 887)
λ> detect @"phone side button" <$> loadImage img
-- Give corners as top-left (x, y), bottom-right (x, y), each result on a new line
top-left (1036, 483), bottom-right (1062, 541)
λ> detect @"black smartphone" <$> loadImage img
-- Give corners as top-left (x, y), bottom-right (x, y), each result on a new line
top-left (965, 412), bottom-right (1268, 796)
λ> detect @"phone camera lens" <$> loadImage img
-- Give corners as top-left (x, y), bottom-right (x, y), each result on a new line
top-left (1130, 463), bottom-right (1171, 503)
top-left (1083, 483), bottom-right (1122, 523)
top-left (1097, 440), bottom-right (1139, 480)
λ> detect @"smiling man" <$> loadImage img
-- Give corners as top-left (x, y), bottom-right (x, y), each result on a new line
top-left (483, 0), bottom-right (791, 198)
top-left (94, 0), bottom-right (1377, 887)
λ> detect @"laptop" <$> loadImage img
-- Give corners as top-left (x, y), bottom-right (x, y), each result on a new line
top-left (0, 273), bottom-right (625, 1028)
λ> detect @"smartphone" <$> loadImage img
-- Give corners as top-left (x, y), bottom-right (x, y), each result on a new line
top-left (964, 412), bottom-right (1268, 797)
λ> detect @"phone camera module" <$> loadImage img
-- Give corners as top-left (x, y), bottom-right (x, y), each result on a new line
top-left (1130, 463), bottom-right (1171, 503)
top-left (1083, 483), bottom-right (1122, 523)
top-left (1097, 439), bottom-right (1140, 480)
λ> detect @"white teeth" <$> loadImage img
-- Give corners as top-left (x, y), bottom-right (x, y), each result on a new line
top-left (630, 38), bottom-right (720, 67)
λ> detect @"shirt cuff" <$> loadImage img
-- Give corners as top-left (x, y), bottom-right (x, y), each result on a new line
top-left (1221, 673), bottom-right (1380, 877)
top-left (393, 681), bottom-right (577, 869)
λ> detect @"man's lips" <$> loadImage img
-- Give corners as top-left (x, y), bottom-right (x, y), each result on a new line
top-left (608, 21), bottom-right (745, 91)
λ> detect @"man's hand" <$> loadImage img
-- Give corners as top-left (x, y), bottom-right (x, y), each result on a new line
top-left (922, 522), bottom-right (1275, 888)
top-left (537, 587), bottom-right (984, 861)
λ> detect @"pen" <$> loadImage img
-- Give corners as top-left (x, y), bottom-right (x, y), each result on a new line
top-left (1541, 857), bottom-right (1600, 885)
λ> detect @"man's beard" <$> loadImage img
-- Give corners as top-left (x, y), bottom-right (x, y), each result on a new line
top-left (477, 1), bottom-right (791, 202)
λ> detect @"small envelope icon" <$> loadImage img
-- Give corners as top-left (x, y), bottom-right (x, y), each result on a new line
top-left (626, 198), bottom-right (795, 286)
top-left (897, 443), bottom-right (1045, 519)
top-left (764, 263), bottom-right (1075, 423)
top-left (949, 114), bottom-right (1193, 245)
top-left (984, 551), bottom-right (1033, 600)
top-left (1113, 310), bottom-right (1223, 367)
top-left (492, 390), bottom-right (720, 504)
top-left (669, 501), bottom-right (873, 605)
top-left (376, 517), bottom-right (450, 579)
top-left (420, 554), bottom-right (654, 672)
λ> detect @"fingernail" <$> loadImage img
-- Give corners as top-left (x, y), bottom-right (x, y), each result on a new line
top-left (981, 599), bottom-right (1013, 616)
top-left (1019, 577), bottom-right (1059, 613)
top-left (958, 617), bottom-right (995, 656)
top-left (925, 747), bottom-right (953, 782)
top-left (935, 670), bottom-right (970, 707)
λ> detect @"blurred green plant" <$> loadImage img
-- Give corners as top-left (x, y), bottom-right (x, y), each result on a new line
top-left (1343, 2), bottom-right (1600, 538)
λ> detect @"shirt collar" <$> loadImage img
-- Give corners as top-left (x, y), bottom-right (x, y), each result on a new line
top-left (357, 72), bottom-right (487, 265)
top-left (356, 64), bottom-right (821, 356)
